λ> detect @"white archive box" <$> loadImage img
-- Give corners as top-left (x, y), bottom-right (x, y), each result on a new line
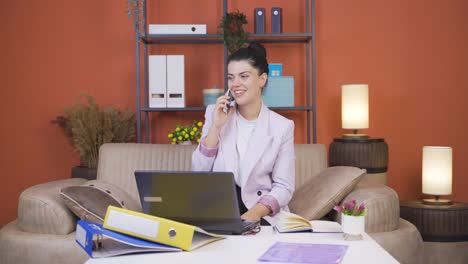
top-left (149, 24), bottom-right (207, 34)
top-left (148, 55), bottom-right (167, 108)
top-left (166, 55), bottom-right (185, 108)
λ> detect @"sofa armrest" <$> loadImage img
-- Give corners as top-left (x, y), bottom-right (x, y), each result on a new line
top-left (336, 178), bottom-right (400, 233)
top-left (18, 178), bottom-right (87, 235)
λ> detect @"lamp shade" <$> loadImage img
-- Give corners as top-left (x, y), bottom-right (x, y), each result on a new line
top-left (342, 84), bottom-right (369, 129)
top-left (422, 146), bottom-right (452, 196)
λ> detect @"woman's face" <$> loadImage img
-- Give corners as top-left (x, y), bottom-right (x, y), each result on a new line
top-left (227, 60), bottom-right (267, 107)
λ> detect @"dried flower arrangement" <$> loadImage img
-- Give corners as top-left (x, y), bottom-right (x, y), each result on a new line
top-left (52, 94), bottom-right (135, 169)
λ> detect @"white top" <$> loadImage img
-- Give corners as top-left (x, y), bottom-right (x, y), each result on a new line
top-left (235, 111), bottom-right (257, 186)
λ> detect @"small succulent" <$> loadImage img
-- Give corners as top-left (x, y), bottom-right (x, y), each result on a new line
top-left (334, 200), bottom-right (367, 216)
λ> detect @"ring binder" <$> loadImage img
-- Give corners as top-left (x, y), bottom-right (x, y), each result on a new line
top-left (254, 8), bottom-right (265, 34)
top-left (271, 7), bottom-right (283, 34)
top-left (76, 220), bottom-right (180, 258)
top-left (103, 206), bottom-right (225, 251)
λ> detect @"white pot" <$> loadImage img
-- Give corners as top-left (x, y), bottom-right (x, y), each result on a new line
top-left (341, 214), bottom-right (365, 235)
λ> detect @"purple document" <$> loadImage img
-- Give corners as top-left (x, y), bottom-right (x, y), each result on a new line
top-left (258, 242), bottom-right (348, 264)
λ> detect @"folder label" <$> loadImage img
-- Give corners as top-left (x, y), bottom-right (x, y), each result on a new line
top-left (106, 210), bottom-right (160, 239)
top-left (75, 224), bottom-right (87, 249)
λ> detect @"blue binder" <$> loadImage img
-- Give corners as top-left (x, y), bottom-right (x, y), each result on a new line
top-left (75, 220), bottom-right (180, 258)
top-left (254, 8), bottom-right (265, 34)
top-left (271, 7), bottom-right (282, 34)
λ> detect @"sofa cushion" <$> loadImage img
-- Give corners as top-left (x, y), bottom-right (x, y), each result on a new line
top-left (60, 180), bottom-right (141, 224)
top-left (18, 178), bottom-right (87, 235)
top-left (288, 166), bottom-right (366, 220)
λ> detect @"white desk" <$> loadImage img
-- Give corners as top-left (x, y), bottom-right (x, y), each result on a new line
top-left (86, 227), bottom-right (398, 264)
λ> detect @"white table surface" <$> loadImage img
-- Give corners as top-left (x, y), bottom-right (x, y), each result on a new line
top-left (85, 227), bottom-right (398, 264)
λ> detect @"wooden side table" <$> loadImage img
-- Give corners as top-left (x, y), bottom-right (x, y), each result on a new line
top-left (329, 137), bottom-right (388, 184)
top-left (400, 200), bottom-right (468, 242)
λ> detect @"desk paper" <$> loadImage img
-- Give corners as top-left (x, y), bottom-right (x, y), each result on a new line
top-left (258, 242), bottom-right (348, 264)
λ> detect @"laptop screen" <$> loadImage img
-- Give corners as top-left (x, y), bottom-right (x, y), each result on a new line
top-left (134, 171), bottom-right (241, 222)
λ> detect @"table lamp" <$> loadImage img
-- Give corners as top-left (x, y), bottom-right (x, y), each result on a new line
top-left (422, 146), bottom-right (453, 205)
top-left (342, 84), bottom-right (369, 138)
top-left (330, 84), bottom-right (389, 185)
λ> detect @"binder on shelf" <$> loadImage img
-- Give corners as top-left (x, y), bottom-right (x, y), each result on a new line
top-left (166, 55), bottom-right (185, 108)
top-left (148, 24), bottom-right (207, 35)
top-left (103, 206), bottom-right (224, 251)
top-left (75, 220), bottom-right (180, 258)
top-left (149, 55), bottom-right (167, 108)
top-left (254, 8), bottom-right (265, 34)
top-left (271, 7), bottom-right (283, 34)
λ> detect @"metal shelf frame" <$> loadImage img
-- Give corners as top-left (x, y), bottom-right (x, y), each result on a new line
top-left (135, 0), bottom-right (317, 144)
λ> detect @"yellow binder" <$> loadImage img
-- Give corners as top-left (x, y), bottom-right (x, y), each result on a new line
top-left (103, 206), bottom-right (224, 251)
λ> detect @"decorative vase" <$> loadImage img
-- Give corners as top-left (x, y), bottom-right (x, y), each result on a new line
top-left (341, 214), bottom-right (365, 240)
top-left (178, 141), bottom-right (193, 145)
top-left (71, 165), bottom-right (97, 180)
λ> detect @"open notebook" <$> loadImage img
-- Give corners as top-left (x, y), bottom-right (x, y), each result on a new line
top-left (273, 211), bottom-right (342, 233)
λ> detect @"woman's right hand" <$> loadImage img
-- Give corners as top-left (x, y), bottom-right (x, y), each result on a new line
top-left (203, 95), bottom-right (234, 148)
top-left (212, 95), bottom-right (234, 130)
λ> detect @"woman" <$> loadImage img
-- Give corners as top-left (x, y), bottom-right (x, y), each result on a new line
top-left (192, 42), bottom-right (295, 225)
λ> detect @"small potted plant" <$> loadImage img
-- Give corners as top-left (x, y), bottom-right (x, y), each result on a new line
top-left (167, 121), bottom-right (203, 145)
top-left (334, 200), bottom-right (367, 239)
top-left (52, 94), bottom-right (136, 180)
top-left (218, 10), bottom-right (249, 54)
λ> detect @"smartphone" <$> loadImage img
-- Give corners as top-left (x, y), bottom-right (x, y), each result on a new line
top-left (223, 89), bottom-right (234, 113)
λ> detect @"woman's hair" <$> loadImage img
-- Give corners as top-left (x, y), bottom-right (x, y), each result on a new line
top-left (227, 42), bottom-right (269, 77)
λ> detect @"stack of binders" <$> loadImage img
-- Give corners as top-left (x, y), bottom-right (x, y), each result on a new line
top-left (76, 206), bottom-right (225, 258)
top-left (149, 55), bottom-right (185, 108)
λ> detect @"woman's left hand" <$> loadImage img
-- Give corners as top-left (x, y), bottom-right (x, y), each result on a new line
top-left (241, 203), bottom-right (270, 221)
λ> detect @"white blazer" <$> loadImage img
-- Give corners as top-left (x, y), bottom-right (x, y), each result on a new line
top-left (192, 103), bottom-right (295, 224)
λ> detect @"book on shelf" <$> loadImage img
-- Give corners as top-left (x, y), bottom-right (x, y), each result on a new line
top-left (103, 206), bottom-right (225, 251)
top-left (75, 220), bottom-right (181, 258)
top-left (274, 211), bottom-right (342, 233)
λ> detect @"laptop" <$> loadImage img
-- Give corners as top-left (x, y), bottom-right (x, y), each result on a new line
top-left (134, 170), bottom-right (245, 235)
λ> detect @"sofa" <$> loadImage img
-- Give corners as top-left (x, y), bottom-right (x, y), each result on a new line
top-left (0, 143), bottom-right (423, 263)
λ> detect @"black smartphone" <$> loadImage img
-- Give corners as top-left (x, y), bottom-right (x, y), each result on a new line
top-left (223, 89), bottom-right (234, 113)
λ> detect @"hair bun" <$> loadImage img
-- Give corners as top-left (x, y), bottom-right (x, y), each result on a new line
top-left (248, 41), bottom-right (267, 58)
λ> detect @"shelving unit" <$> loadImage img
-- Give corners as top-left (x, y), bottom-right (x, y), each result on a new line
top-left (134, 0), bottom-right (316, 144)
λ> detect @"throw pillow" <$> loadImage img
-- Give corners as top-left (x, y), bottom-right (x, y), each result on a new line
top-left (288, 166), bottom-right (366, 220)
top-left (60, 180), bottom-right (141, 224)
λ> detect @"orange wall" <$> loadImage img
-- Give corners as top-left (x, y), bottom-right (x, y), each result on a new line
top-left (1, 0), bottom-right (467, 227)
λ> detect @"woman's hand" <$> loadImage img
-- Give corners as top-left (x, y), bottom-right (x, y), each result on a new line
top-left (203, 95), bottom-right (234, 148)
top-left (212, 94), bottom-right (234, 130)
top-left (241, 203), bottom-right (270, 221)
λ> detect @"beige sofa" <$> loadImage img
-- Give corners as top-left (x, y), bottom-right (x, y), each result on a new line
top-left (0, 143), bottom-right (423, 263)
